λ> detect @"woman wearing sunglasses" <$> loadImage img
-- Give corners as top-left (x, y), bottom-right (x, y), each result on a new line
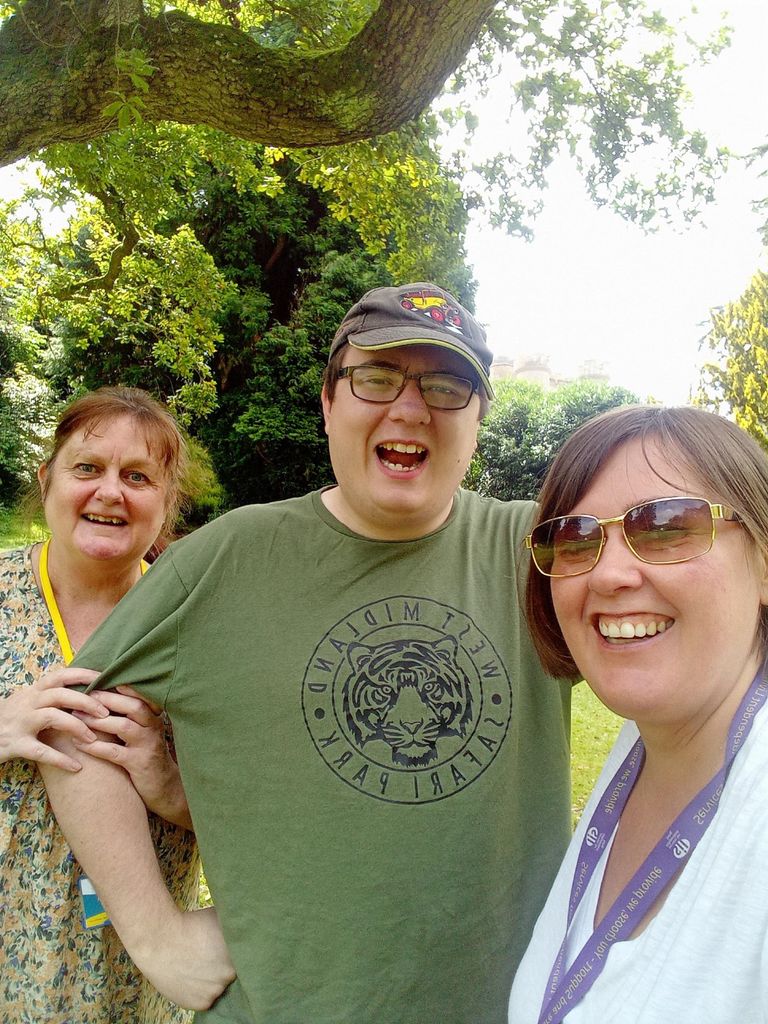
top-left (508, 405), bottom-right (768, 1024)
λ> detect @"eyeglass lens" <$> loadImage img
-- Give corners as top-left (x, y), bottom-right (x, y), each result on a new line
top-left (531, 497), bottom-right (716, 576)
top-left (345, 365), bottom-right (474, 409)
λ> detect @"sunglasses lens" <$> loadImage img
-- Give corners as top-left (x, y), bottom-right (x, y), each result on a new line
top-left (531, 516), bottom-right (603, 576)
top-left (624, 498), bottom-right (714, 563)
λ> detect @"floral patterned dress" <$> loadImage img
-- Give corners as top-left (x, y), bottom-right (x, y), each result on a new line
top-left (0, 547), bottom-right (200, 1024)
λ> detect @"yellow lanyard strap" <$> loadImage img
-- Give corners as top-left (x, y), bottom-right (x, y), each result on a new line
top-left (39, 538), bottom-right (147, 665)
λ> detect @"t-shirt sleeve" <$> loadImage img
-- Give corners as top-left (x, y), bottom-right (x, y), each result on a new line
top-left (72, 545), bottom-right (189, 708)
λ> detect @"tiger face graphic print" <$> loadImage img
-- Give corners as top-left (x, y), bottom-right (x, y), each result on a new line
top-left (342, 636), bottom-right (474, 767)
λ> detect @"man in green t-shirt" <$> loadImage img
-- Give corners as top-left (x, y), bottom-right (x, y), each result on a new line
top-left (42, 283), bottom-right (572, 1023)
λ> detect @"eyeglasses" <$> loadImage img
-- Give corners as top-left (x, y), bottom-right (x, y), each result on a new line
top-left (337, 364), bottom-right (477, 410)
top-left (525, 496), bottom-right (741, 578)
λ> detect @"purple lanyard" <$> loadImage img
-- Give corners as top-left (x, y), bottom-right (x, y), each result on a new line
top-left (538, 662), bottom-right (768, 1024)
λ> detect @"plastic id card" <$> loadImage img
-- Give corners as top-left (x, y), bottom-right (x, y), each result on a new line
top-left (78, 875), bottom-right (111, 929)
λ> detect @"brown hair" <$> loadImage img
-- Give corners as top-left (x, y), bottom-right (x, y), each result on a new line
top-left (324, 342), bottom-right (492, 419)
top-left (39, 387), bottom-right (189, 541)
top-left (525, 405), bottom-right (768, 678)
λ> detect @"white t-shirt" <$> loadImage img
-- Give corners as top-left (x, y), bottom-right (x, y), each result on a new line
top-left (509, 712), bottom-right (768, 1024)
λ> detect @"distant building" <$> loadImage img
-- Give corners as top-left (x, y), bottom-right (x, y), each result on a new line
top-left (490, 353), bottom-right (609, 391)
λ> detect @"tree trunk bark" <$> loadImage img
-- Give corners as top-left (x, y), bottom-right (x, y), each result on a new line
top-left (0, 0), bottom-right (497, 167)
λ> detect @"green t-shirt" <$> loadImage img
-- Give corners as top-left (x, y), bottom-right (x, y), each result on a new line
top-left (77, 489), bottom-right (571, 1024)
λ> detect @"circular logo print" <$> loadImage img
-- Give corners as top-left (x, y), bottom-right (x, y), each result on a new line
top-left (672, 837), bottom-right (691, 859)
top-left (301, 596), bottom-right (512, 804)
top-left (585, 826), bottom-right (600, 848)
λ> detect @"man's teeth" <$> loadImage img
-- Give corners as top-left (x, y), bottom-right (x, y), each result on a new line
top-left (599, 618), bottom-right (673, 639)
top-left (379, 442), bottom-right (426, 472)
top-left (84, 514), bottom-right (124, 525)
top-left (385, 443), bottom-right (425, 454)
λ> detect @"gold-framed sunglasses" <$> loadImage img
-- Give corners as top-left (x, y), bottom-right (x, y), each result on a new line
top-left (524, 496), bottom-right (742, 578)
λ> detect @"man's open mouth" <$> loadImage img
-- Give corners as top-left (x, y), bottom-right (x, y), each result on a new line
top-left (376, 442), bottom-right (427, 473)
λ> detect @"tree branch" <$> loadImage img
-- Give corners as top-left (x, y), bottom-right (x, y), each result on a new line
top-left (0, 0), bottom-right (497, 167)
top-left (52, 220), bottom-right (141, 299)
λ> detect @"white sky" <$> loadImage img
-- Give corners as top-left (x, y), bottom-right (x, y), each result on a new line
top-left (465, 0), bottom-right (768, 405)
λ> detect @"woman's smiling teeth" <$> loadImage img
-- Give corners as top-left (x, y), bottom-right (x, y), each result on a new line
top-left (377, 442), bottom-right (427, 473)
top-left (83, 513), bottom-right (126, 525)
top-left (598, 617), bottom-right (674, 641)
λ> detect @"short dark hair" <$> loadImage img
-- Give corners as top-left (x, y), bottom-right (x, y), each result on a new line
top-left (525, 405), bottom-right (768, 678)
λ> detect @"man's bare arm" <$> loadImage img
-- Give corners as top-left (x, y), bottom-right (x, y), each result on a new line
top-left (40, 739), bottom-right (235, 1010)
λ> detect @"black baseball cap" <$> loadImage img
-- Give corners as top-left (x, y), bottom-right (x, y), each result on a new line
top-left (329, 283), bottom-right (494, 399)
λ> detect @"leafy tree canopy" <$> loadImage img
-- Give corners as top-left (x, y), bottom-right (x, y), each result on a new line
top-left (0, 0), bottom-right (739, 506)
top-left (0, 118), bottom-right (472, 419)
top-left (469, 377), bottom-right (640, 501)
top-left (0, 294), bottom-right (57, 501)
top-left (0, 0), bottom-right (730, 234)
top-left (0, 119), bottom-right (474, 505)
top-left (1, 0), bottom-right (495, 158)
top-left (697, 270), bottom-right (768, 452)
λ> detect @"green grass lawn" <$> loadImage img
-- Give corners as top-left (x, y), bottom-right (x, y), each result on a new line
top-left (0, 506), bottom-right (47, 551)
top-left (570, 682), bottom-right (623, 825)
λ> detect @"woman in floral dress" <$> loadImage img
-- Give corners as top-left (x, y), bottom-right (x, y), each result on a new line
top-left (0, 387), bottom-right (205, 1023)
